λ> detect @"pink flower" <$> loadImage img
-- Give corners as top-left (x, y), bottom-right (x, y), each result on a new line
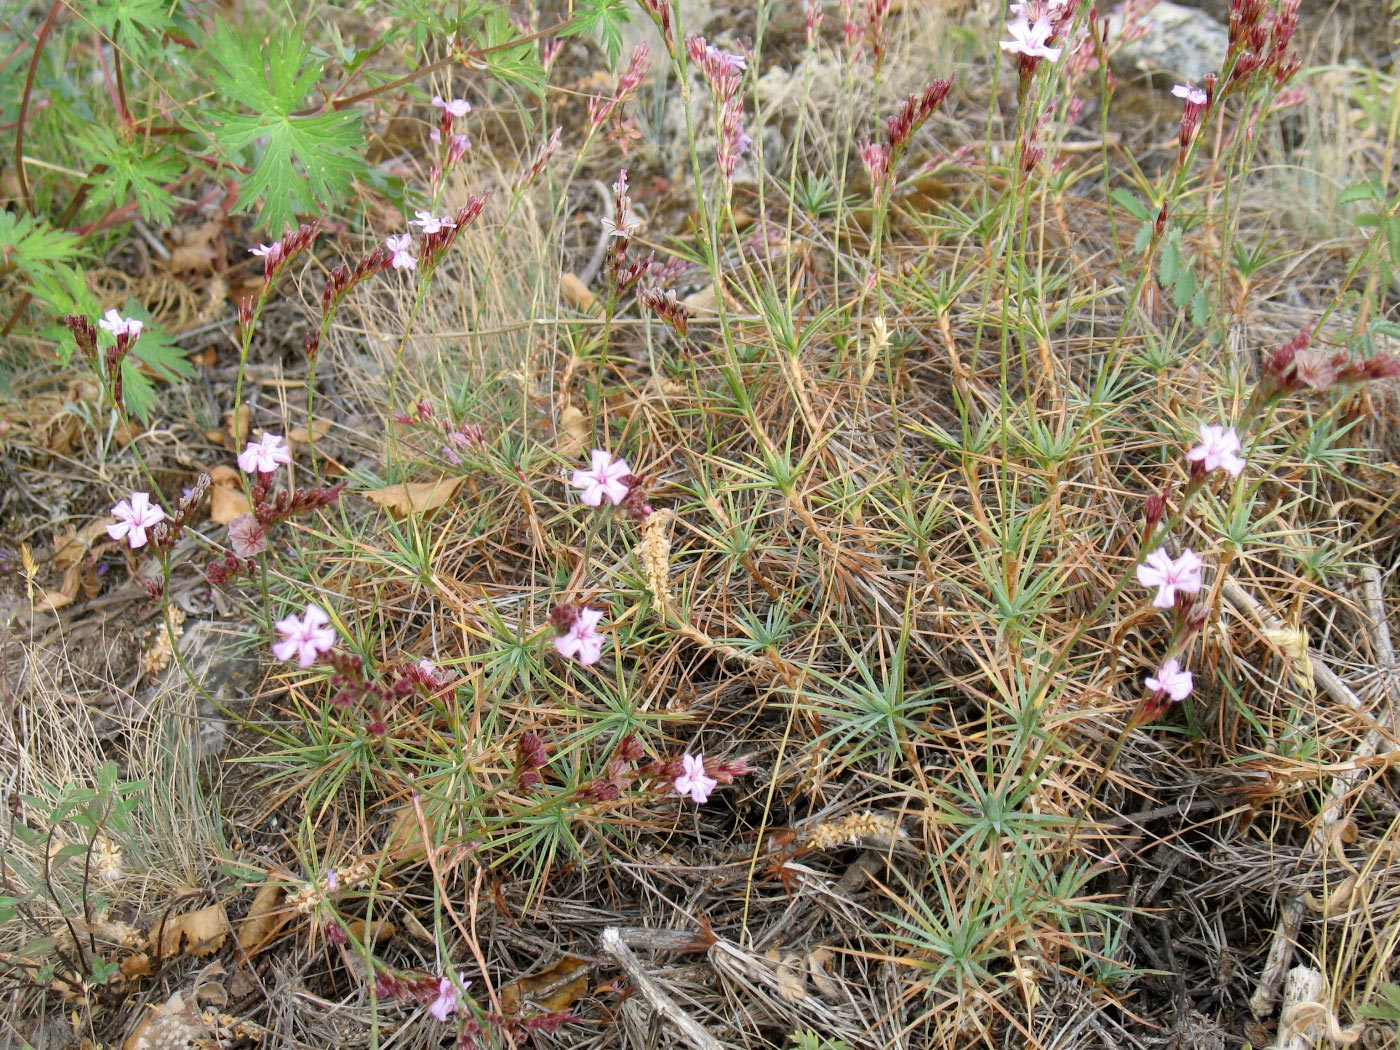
top-left (410, 211), bottom-right (457, 234)
top-left (1145, 657), bottom-right (1194, 701)
top-left (428, 975), bottom-right (462, 1022)
top-left (248, 243), bottom-right (280, 258)
top-left (674, 753), bottom-right (718, 804)
top-left (106, 492), bottom-right (166, 549)
top-left (272, 604), bottom-right (337, 667)
top-left (227, 513), bottom-right (268, 558)
top-left (431, 95), bottom-right (472, 119)
top-left (553, 606), bottom-right (606, 666)
top-left (238, 432), bottom-right (293, 474)
top-left (385, 233), bottom-right (417, 271)
top-left (1000, 16), bottom-right (1061, 61)
top-left (1135, 547), bottom-right (1204, 609)
top-left (98, 309), bottom-right (143, 340)
top-left (602, 208), bottom-right (641, 239)
top-left (1186, 424), bottom-right (1246, 478)
top-left (571, 449), bottom-right (632, 507)
top-left (1172, 81), bottom-right (1208, 105)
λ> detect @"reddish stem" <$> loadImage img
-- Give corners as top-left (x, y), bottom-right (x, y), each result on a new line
top-left (14, 0), bottom-right (65, 213)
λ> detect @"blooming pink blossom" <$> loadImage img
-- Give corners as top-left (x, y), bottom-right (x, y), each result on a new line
top-left (1186, 424), bottom-right (1246, 478)
top-left (1135, 547), bottom-right (1204, 609)
top-left (1145, 657), bottom-right (1194, 701)
top-left (248, 243), bottom-right (280, 258)
top-left (428, 975), bottom-right (460, 1022)
top-left (410, 211), bottom-right (457, 235)
top-left (272, 603), bottom-right (337, 667)
top-left (431, 95), bottom-right (472, 118)
top-left (674, 753), bottom-right (718, 804)
top-left (227, 513), bottom-right (268, 558)
top-left (1000, 16), bottom-right (1061, 61)
top-left (238, 432), bottom-right (293, 474)
top-left (553, 606), bottom-right (606, 665)
top-left (98, 310), bottom-right (143, 340)
top-left (106, 492), bottom-right (166, 549)
top-left (571, 449), bottom-right (632, 507)
top-left (385, 233), bottom-right (417, 271)
top-left (1172, 82), bottom-right (1208, 106)
top-left (602, 208), bottom-right (642, 240)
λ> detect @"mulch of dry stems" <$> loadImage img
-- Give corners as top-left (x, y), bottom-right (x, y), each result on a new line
top-left (5, 10), bottom-right (1400, 1050)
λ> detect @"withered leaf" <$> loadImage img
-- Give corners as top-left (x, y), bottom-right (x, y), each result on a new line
top-left (151, 902), bottom-right (230, 959)
top-left (236, 882), bottom-right (289, 957)
top-left (362, 476), bottom-right (465, 518)
top-left (499, 956), bottom-right (590, 1015)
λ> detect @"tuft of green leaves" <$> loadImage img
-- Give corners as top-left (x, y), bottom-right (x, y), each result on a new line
top-left (203, 21), bottom-right (369, 233)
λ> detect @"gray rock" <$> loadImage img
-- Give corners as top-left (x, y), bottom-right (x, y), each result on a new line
top-left (1106, 1), bottom-right (1228, 86)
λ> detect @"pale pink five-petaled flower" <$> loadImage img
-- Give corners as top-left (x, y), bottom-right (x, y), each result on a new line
top-left (674, 753), bottom-right (718, 805)
top-left (1145, 657), bottom-right (1194, 701)
top-left (385, 233), bottom-right (417, 271)
top-left (1000, 16), bottom-right (1061, 61)
top-left (107, 492), bottom-right (166, 549)
top-left (431, 95), bottom-right (472, 118)
top-left (428, 974), bottom-right (468, 1022)
top-left (1172, 82), bottom-right (1208, 106)
top-left (1135, 547), bottom-right (1204, 609)
top-left (553, 606), bottom-right (606, 666)
top-left (238, 432), bottom-right (293, 474)
top-left (1187, 424), bottom-right (1246, 477)
top-left (98, 309), bottom-right (143, 339)
top-left (571, 449), bottom-right (632, 507)
top-left (410, 211), bottom-right (457, 234)
top-left (248, 243), bottom-right (279, 258)
top-left (273, 604), bottom-right (337, 667)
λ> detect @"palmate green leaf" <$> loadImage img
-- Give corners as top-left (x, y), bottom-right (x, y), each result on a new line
top-left (0, 212), bottom-right (84, 283)
top-left (77, 127), bottom-right (183, 225)
top-left (560, 0), bottom-right (633, 65)
top-left (80, 0), bottom-right (176, 58)
top-left (203, 20), bottom-right (367, 233)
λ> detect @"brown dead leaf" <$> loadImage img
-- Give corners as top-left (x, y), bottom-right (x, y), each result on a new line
top-left (54, 520), bottom-right (112, 570)
top-left (151, 902), bottom-right (230, 959)
top-left (165, 220), bottom-right (225, 275)
top-left (682, 284), bottom-right (718, 315)
top-left (362, 476), bottom-right (464, 518)
top-left (119, 952), bottom-right (154, 979)
top-left (560, 273), bottom-right (598, 313)
top-left (209, 465), bottom-right (251, 525)
top-left (557, 406), bottom-right (588, 459)
top-left (499, 956), bottom-right (590, 1016)
top-left (383, 805), bottom-right (428, 861)
top-left (343, 917), bottom-right (397, 945)
top-left (236, 883), bottom-right (289, 957)
top-left (289, 417), bottom-right (334, 444)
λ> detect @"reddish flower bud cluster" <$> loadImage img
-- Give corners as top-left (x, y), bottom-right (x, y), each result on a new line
top-left (514, 127), bottom-right (561, 192)
top-left (685, 36), bottom-right (752, 186)
top-left (588, 44), bottom-right (651, 130)
top-left (394, 398), bottom-right (487, 465)
top-left (1260, 324), bottom-right (1400, 400)
top-left (206, 550), bottom-right (254, 586)
top-left (252, 223), bottom-right (320, 286)
top-left (862, 75), bottom-right (955, 197)
top-left (578, 733), bottom-right (647, 802)
top-left (322, 248), bottom-right (388, 316)
top-left (1225, 0), bottom-right (1301, 93)
top-left (637, 287), bottom-right (690, 338)
top-left (420, 196), bottom-right (488, 271)
top-left (884, 78), bottom-right (954, 152)
top-left (637, 0), bottom-right (674, 51)
top-left (515, 733), bottom-right (548, 791)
